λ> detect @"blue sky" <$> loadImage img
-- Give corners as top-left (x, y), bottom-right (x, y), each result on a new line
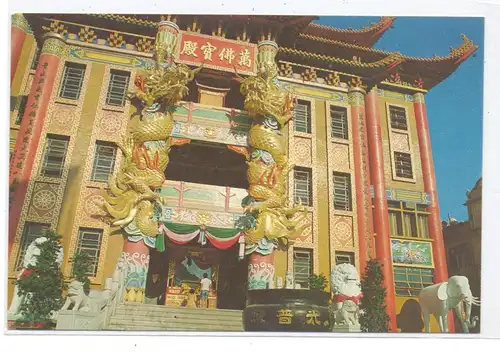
top-left (315, 17), bottom-right (484, 221)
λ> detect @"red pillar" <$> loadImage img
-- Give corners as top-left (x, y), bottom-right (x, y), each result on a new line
top-left (365, 88), bottom-right (397, 332)
top-left (8, 33), bottom-right (66, 258)
top-left (121, 239), bottom-right (151, 303)
top-left (348, 87), bottom-right (374, 274)
top-left (413, 92), bottom-right (454, 332)
top-left (11, 14), bottom-right (29, 83)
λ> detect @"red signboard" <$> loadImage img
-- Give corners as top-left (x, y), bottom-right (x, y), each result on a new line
top-left (176, 32), bottom-right (257, 75)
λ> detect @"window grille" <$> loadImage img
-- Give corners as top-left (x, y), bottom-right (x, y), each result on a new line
top-left (294, 249), bottom-right (313, 288)
top-left (40, 135), bottom-right (69, 178)
top-left (106, 70), bottom-right (130, 106)
top-left (393, 267), bottom-right (434, 297)
top-left (294, 167), bottom-right (312, 206)
top-left (16, 222), bottom-right (50, 270)
top-left (331, 106), bottom-right (348, 139)
top-left (394, 152), bottom-right (413, 179)
top-left (335, 251), bottom-right (355, 265)
top-left (293, 100), bottom-right (311, 133)
top-left (333, 172), bottom-right (352, 211)
top-left (59, 62), bottom-right (86, 100)
top-left (76, 228), bottom-right (104, 277)
top-left (389, 105), bottom-right (408, 130)
top-left (91, 142), bottom-right (117, 182)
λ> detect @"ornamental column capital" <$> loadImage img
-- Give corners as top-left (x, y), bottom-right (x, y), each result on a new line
top-left (40, 32), bottom-right (68, 57)
top-left (348, 87), bottom-right (366, 107)
top-left (11, 13), bottom-right (30, 32)
top-left (413, 92), bottom-right (426, 104)
top-left (155, 20), bottom-right (180, 64)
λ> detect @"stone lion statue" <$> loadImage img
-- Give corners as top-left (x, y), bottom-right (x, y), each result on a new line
top-left (61, 280), bottom-right (92, 312)
top-left (8, 237), bottom-right (64, 318)
top-left (330, 263), bottom-right (363, 326)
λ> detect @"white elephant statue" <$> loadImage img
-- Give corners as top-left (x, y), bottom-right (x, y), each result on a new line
top-left (8, 237), bottom-right (64, 319)
top-left (418, 275), bottom-right (480, 333)
top-left (330, 263), bottom-right (363, 326)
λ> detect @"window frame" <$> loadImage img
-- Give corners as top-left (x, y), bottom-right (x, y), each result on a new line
top-left (105, 69), bottom-right (131, 107)
top-left (330, 105), bottom-right (349, 140)
top-left (76, 227), bottom-right (104, 277)
top-left (293, 99), bottom-right (312, 134)
top-left (59, 62), bottom-right (86, 100)
top-left (393, 266), bottom-right (434, 297)
top-left (40, 134), bottom-right (70, 178)
top-left (388, 201), bottom-right (430, 239)
top-left (293, 167), bottom-right (313, 206)
top-left (388, 105), bottom-right (408, 131)
top-left (335, 251), bottom-right (355, 266)
top-left (16, 222), bottom-right (50, 270)
top-left (332, 172), bottom-right (352, 211)
top-left (91, 141), bottom-right (117, 183)
top-left (394, 151), bottom-right (414, 179)
top-left (293, 248), bottom-right (313, 288)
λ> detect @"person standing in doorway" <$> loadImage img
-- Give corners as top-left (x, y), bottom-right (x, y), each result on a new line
top-left (200, 273), bottom-right (212, 308)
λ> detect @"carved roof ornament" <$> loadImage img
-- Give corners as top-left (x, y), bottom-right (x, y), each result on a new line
top-left (42, 20), bottom-right (68, 36)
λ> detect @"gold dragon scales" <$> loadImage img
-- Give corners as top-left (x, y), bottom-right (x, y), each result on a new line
top-left (100, 39), bottom-right (201, 236)
top-left (236, 49), bottom-right (308, 248)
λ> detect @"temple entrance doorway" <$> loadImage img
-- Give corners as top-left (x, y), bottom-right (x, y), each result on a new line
top-left (145, 240), bottom-right (248, 310)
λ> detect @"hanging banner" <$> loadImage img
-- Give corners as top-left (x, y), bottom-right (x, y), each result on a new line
top-left (176, 32), bottom-right (258, 75)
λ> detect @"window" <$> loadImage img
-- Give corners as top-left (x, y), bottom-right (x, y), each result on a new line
top-left (389, 105), bottom-right (408, 130)
top-left (333, 172), bottom-right (351, 211)
top-left (15, 96), bottom-right (28, 125)
top-left (335, 251), bottom-right (355, 265)
top-left (16, 222), bottom-right (50, 270)
top-left (294, 248), bottom-right (313, 288)
top-left (59, 62), bottom-right (86, 100)
top-left (393, 267), bottom-right (434, 297)
top-left (293, 99), bottom-right (311, 133)
top-left (388, 201), bottom-right (430, 239)
top-left (394, 152), bottom-right (413, 179)
top-left (294, 167), bottom-right (312, 206)
top-left (91, 141), bottom-right (117, 182)
top-left (40, 135), bottom-right (69, 178)
top-left (106, 70), bottom-right (130, 106)
top-left (331, 106), bottom-right (348, 139)
top-left (76, 228), bottom-right (104, 276)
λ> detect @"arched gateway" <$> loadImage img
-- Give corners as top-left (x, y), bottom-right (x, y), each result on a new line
top-left (99, 20), bottom-right (305, 309)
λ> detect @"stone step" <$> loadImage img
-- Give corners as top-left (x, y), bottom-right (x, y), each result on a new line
top-left (116, 303), bottom-right (243, 317)
top-left (107, 320), bottom-right (244, 331)
top-left (112, 312), bottom-right (243, 323)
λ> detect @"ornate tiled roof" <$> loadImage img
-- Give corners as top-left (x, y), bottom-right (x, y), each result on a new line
top-left (302, 17), bottom-right (395, 47)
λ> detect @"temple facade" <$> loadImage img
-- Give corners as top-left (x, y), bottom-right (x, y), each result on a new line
top-left (8, 14), bottom-right (478, 332)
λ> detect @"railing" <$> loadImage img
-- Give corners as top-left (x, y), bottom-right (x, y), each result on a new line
top-left (55, 258), bottom-right (128, 330)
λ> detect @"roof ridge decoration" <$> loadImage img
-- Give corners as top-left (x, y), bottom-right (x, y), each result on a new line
top-left (298, 32), bottom-right (478, 63)
top-left (308, 16), bottom-right (395, 35)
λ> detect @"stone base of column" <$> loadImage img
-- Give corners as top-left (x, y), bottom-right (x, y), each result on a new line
top-left (121, 239), bottom-right (150, 303)
top-left (248, 252), bottom-right (275, 290)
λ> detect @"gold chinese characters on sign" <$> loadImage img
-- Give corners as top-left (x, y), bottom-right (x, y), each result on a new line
top-left (178, 33), bottom-right (256, 74)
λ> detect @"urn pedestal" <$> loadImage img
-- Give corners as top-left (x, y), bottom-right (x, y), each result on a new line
top-left (243, 289), bottom-right (331, 332)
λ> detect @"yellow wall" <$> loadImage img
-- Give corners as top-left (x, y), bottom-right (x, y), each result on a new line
top-left (57, 63), bottom-right (106, 275)
top-left (378, 90), bottom-right (425, 192)
top-left (395, 296), bottom-right (440, 333)
top-left (314, 99), bottom-right (331, 279)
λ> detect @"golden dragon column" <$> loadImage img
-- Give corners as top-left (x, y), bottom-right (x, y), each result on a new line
top-left (100, 20), bottom-right (201, 303)
top-left (237, 40), bottom-right (308, 290)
